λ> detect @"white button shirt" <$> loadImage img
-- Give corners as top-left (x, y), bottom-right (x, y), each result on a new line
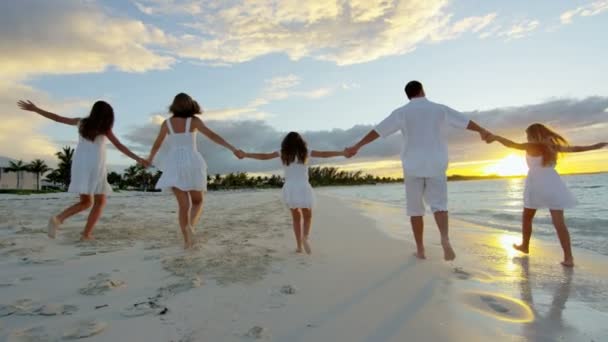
top-left (375, 97), bottom-right (470, 177)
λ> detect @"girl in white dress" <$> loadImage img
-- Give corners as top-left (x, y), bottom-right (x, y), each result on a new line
top-left (146, 93), bottom-right (244, 249)
top-left (18, 100), bottom-right (146, 240)
top-left (488, 123), bottom-right (607, 267)
top-left (243, 132), bottom-right (346, 254)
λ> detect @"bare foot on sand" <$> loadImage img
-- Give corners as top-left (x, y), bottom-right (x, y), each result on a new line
top-left (413, 250), bottom-right (426, 259)
top-left (561, 259), bottom-right (574, 267)
top-left (187, 225), bottom-right (197, 249)
top-left (441, 240), bottom-right (456, 261)
top-left (47, 216), bottom-right (60, 239)
top-left (513, 244), bottom-right (529, 254)
top-left (303, 239), bottom-right (312, 255)
top-left (80, 235), bottom-right (95, 241)
top-left (295, 247), bottom-right (303, 254)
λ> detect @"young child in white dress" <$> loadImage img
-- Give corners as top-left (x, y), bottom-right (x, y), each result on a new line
top-left (243, 132), bottom-right (346, 254)
top-left (488, 123), bottom-right (607, 267)
top-left (146, 93), bottom-right (244, 249)
top-left (18, 100), bottom-right (146, 240)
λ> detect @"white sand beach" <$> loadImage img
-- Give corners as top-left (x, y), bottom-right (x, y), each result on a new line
top-left (1, 190), bottom-right (607, 342)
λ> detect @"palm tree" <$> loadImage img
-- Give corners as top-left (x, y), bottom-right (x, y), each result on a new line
top-left (5, 160), bottom-right (28, 189)
top-left (56, 146), bottom-right (74, 188)
top-left (28, 159), bottom-right (51, 190)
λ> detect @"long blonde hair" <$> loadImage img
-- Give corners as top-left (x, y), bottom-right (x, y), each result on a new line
top-left (526, 123), bottom-right (568, 166)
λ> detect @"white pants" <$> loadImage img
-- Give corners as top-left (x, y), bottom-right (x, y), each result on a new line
top-left (405, 176), bottom-right (448, 216)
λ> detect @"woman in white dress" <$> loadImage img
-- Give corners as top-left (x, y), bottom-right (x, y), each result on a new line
top-left (242, 132), bottom-right (346, 254)
top-left (488, 123), bottom-right (607, 267)
top-left (146, 93), bottom-right (244, 249)
top-left (18, 100), bottom-right (146, 240)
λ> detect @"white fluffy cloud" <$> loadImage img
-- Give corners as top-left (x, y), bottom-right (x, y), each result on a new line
top-left (560, 0), bottom-right (608, 24)
top-left (135, 0), bottom-right (497, 65)
top-left (498, 19), bottom-right (540, 40)
top-left (0, 0), bottom-right (174, 82)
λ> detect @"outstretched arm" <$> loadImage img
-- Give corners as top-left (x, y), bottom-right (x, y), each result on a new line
top-left (106, 130), bottom-right (147, 165)
top-left (558, 142), bottom-right (607, 153)
top-left (17, 100), bottom-right (80, 126)
top-left (467, 120), bottom-right (491, 140)
top-left (146, 122), bottom-right (169, 164)
top-left (243, 152), bottom-right (280, 160)
top-left (345, 130), bottom-right (380, 157)
top-left (488, 134), bottom-right (529, 150)
top-left (194, 118), bottom-right (244, 159)
top-left (311, 150), bottom-right (346, 158)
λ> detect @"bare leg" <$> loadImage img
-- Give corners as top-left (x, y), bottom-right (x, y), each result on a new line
top-left (433, 211), bottom-right (455, 261)
top-left (514, 208), bottom-right (536, 254)
top-left (550, 210), bottom-right (574, 267)
top-left (301, 208), bottom-right (312, 254)
top-left (410, 216), bottom-right (425, 259)
top-left (172, 188), bottom-right (192, 249)
top-left (81, 194), bottom-right (107, 240)
top-left (49, 195), bottom-right (92, 239)
top-left (290, 209), bottom-right (303, 253)
top-left (188, 191), bottom-right (204, 228)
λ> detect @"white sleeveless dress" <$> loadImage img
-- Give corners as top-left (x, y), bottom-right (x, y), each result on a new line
top-left (68, 124), bottom-right (112, 195)
top-left (280, 152), bottom-right (315, 209)
top-left (155, 118), bottom-right (208, 192)
top-left (524, 155), bottom-right (576, 210)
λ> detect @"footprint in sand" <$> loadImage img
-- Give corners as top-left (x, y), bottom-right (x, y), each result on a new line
top-left (38, 304), bottom-right (78, 316)
top-left (461, 292), bottom-right (534, 323)
top-left (78, 273), bottom-right (125, 296)
top-left (453, 267), bottom-right (494, 283)
top-left (62, 320), bottom-right (107, 340)
top-left (6, 325), bottom-right (52, 342)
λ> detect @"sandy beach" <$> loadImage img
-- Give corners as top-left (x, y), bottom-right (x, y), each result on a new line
top-left (1, 190), bottom-right (607, 342)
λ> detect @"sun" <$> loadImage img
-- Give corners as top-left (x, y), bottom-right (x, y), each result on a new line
top-left (484, 154), bottom-right (528, 177)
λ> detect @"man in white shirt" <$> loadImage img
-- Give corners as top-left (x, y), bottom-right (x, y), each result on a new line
top-left (345, 81), bottom-right (491, 261)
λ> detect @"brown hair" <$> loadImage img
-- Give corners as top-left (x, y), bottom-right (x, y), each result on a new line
top-left (169, 93), bottom-right (202, 118)
top-left (281, 132), bottom-right (308, 166)
top-left (526, 123), bottom-right (569, 166)
top-left (79, 101), bottom-right (115, 141)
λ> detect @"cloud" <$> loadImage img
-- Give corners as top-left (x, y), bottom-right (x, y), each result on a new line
top-left (0, 0), bottom-right (174, 82)
top-left (560, 0), bottom-right (608, 24)
top-left (0, 81), bottom-right (91, 164)
top-left (124, 97), bottom-right (608, 175)
top-left (498, 19), bottom-right (540, 40)
top-left (136, 0), bottom-right (497, 65)
top-left (134, 0), bottom-right (203, 15)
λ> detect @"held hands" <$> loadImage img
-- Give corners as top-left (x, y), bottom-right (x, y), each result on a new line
top-left (344, 146), bottom-right (358, 158)
top-left (17, 100), bottom-right (39, 112)
top-left (233, 149), bottom-right (246, 159)
top-left (137, 157), bottom-right (151, 168)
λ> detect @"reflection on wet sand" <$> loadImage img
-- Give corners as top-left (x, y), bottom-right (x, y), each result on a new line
top-left (516, 257), bottom-right (574, 341)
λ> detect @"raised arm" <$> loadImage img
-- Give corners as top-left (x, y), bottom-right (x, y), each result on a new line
top-left (243, 152), bottom-right (280, 160)
top-left (558, 142), bottom-right (607, 153)
top-left (311, 149), bottom-right (346, 158)
top-left (146, 122), bottom-right (169, 164)
top-left (345, 130), bottom-right (380, 157)
top-left (193, 118), bottom-right (244, 159)
top-left (106, 129), bottom-right (146, 165)
top-left (489, 134), bottom-right (529, 150)
top-left (17, 100), bottom-right (80, 126)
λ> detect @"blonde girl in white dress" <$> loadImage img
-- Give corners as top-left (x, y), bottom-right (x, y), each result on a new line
top-left (146, 93), bottom-right (245, 249)
top-left (488, 123), bottom-right (607, 267)
top-left (18, 100), bottom-right (146, 240)
top-left (242, 132), bottom-right (347, 254)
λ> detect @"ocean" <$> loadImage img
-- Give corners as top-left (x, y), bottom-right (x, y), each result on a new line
top-left (320, 173), bottom-right (608, 256)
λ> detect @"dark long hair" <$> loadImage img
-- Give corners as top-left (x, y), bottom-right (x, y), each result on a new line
top-left (79, 101), bottom-right (115, 141)
top-left (526, 123), bottom-right (569, 166)
top-left (169, 93), bottom-right (202, 118)
top-left (281, 132), bottom-right (308, 166)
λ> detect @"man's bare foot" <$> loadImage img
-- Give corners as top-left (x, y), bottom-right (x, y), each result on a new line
top-left (441, 240), bottom-right (456, 261)
top-left (80, 235), bottom-right (95, 241)
top-left (47, 216), bottom-right (60, 239)
top-left (413, 250), bottom-right (426, 259)
top-left (303, 239), bottom-right (312, 255)
top-left (513, 244), bottom-right (529, 254)
top-left (561, 259), bottom-right (574, 267)
top-left (295, 247), bottom-right (303, 254)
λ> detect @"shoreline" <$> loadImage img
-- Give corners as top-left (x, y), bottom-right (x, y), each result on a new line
top-left (0, 191), bottom-right (606, 341)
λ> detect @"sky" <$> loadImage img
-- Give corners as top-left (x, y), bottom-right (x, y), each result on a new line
top-left (1, 0), bottom-right (607, 176)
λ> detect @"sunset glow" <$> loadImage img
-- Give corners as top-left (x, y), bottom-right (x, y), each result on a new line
top-left (483, 154), bottom-right (529, 177)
